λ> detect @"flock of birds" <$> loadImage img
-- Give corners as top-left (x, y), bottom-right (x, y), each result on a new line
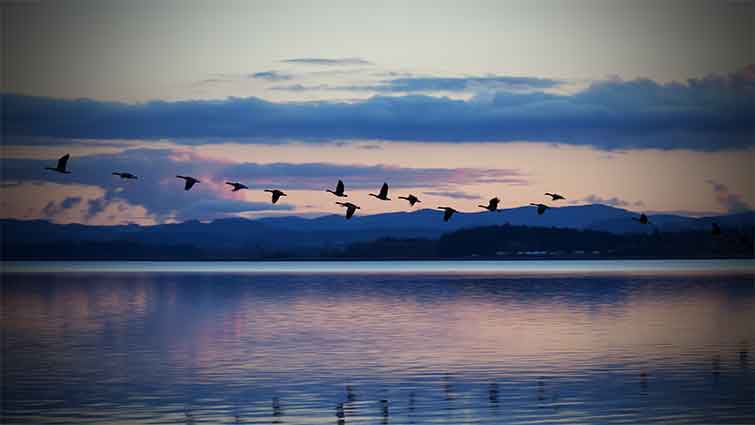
top-left (44, 153), bottom-right (721, 233)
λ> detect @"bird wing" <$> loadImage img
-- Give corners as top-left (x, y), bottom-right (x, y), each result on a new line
top-left (336, 180), bottom-right (345, 194)
top-left (346, 206), bottom-right (356, 219)
top-left (444, 209), bottom-right (453, 221)
top-left (379, 183), bottom-right (389, 198)
top-left (272, 192), bottom-right (281, 203)
top-left (185, 179), bottom-right (196, 191)
top-left (58, 154), bottom-right (70, 170)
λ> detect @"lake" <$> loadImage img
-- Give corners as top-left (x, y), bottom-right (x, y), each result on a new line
top-left (2, 260), bottom-right (754, 424)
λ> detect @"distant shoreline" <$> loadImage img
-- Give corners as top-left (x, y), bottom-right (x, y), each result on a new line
top-left (2, 255), bottom-right (754, 262)
top-left (3, 256), bottom-right (754, 263)
top-left (4, 258), bottom-right (754, 277)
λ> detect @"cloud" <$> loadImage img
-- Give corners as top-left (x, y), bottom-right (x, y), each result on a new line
top-left (271, 75), bottom-right (561, 93)
top-left (251, 71), bottom-right (293, 81)
top-left (85, 197), bottom-right (109, 219)
top-left (577, 195), bottom-right (644, 208)
top-left (705, 179), bottom-right (751, 213)
top-left (222, 162), bottom-right (523, 190)
top-left (280, 57), bottom-right (372, 66)
top-left (3, 66), bottom-right (753, 150)
top-left (422, 191), bottom-right (481, 200)
top-left (0, 149), bottom-right (294, 222)
top-left (1, 149), bottom-right (524, 221)
top-left (269, 83), bottom-right (329, 92)
top-left (41, 196), bottom-right (82, 217)
top-left (182, 199), bottom-right (291, 215)
top-left (61, 196), bottom-right (82, 209)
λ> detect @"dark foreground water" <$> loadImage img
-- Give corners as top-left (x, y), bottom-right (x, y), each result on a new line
top-left (2, 260), bottom-right (754, 424)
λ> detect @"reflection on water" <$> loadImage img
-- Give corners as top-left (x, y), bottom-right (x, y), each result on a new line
top-left (2, 266), bottom-right (754, 424)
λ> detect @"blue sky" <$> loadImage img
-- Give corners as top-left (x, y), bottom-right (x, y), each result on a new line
top-left (1, 0), bottom-right (753, 224)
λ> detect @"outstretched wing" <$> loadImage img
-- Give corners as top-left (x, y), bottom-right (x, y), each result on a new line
top-left (58, 154), bottom-right (70, 170)
top-left (336, 179), bottom-right (345, 194)
top-left (443, 209), bottom-right (453, 221)
top-left (379, 183), bottom-right (389, 198)
top-left (538, 205), bottom-right (546, 215)
top-left (185, 179), bottom-right (197, 191)
top-left (272, 192), bottom-right (281, 203)
top-left (346, 205), bottom-right (356, 219)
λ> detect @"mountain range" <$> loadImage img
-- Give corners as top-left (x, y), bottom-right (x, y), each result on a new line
top-left (2, 204), bottom-right (753, 259)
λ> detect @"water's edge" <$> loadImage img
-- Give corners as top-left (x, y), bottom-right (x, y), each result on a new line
top-left (3, 259), bottom-right (755, 275)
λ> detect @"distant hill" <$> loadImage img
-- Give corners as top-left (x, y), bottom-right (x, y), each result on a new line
top-left (336, 224), bottom-right (754, 259)
top-left (2, 204), bottom-right (753, 260)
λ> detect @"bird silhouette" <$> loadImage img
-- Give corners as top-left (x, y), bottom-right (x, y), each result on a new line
top-left (530, 203), bottom-right (549, 215)
top-left (44, 154), bottom-right (71, 174)
top-left (369, 182), bottom-right (391, 200)
top-left (632, 213), bottom-right (650, 224)
top-left (176, 175), bottom-right (200, 191)
top-left (479, 197), bottom-right (501, 212)
top-left (225, 182), bottom-right (248, 192)
top-left (711, 222), bottom-right (721, 235)
top-left (327, 179), bottom-right (348, 197)
top-left (264, 189), bottom-right (287, 204)
top-left (336, 202), bottom-right (360, 219)
top-left (112, 172), bottom-right (137, 179)
top-left (398, 194), bottom-right (421, 206)
top-left (545, 192), bottom-right (565, 201)
top-left (438, 206), bottom-right (458, 222)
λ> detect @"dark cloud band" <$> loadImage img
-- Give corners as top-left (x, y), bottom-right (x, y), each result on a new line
top-left (3, 66), bottom-right (753, 150)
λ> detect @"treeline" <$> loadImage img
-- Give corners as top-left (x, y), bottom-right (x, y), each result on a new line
top-left (2, 224), bottom-right (753, 260)
top-left (331, 224), bottom-right (754, 259)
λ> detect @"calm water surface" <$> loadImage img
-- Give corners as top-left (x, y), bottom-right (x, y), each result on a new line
top-left (2, 260), bottom-right (754, 424)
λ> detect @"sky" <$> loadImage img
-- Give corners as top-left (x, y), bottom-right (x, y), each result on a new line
top-left (1, 0), bottom-right (754, 225)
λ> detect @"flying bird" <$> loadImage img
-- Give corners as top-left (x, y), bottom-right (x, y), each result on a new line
top-left (369, 182), bottom-right (391, 201)
top-left (398, 194), bottom-right (421, 206)
top-left (711, 222), bottom-right (721, 236)
top-left (44, 154), bottom-right (71, 174)
top-left (265, 189), bottom-right (287, 204)
top-left (336, 201), bottom-right (360, 219)
top-left (326, 179), bottom-right (348, 197)
top-left (545, 192), bottom-right (565, 201)
top-left (112, 172), bottom-right (138, 179)
top-left (479, 197), bottom-right (501, 212)
top-left (225, 182), bottom-right (248, 192)
top-left (176, 175), bottom-right (200, 191)
top-left (632, 213), bottom-right (650, 224)
top-left (438, 206), bottom-right (458, 222)
top-left (530, 203), bottom-right (549, 215)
